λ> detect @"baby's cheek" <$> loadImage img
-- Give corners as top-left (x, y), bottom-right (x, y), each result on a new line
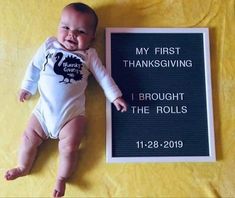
top-left (77, 38), bottom-right (87, 50)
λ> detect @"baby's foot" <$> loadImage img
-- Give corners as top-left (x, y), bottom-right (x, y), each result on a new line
top-left (53, 178), bottom-right (66, 198)
top-left (5, 167), bottom-right (28, 180)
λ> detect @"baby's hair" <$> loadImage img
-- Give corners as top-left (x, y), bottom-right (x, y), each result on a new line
top-left (64, 2), bottom-right (98, 33)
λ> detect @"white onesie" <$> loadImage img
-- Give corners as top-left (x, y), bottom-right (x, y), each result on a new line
top-left (21, 37), bottom-right (122, 139)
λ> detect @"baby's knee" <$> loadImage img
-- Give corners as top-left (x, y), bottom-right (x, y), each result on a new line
top-left (21, 130), bottom-right (43, 148)
top-left (59, 142), bottom-right (79, 156)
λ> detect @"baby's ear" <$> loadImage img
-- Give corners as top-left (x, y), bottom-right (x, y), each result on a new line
top-left (92, 34), bottom-right (96, 41)
top-left (90, 35), bottom-right (96, 46)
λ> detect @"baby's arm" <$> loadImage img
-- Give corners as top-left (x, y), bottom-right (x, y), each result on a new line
top-left (113, 97), bottom-right (128, 112)
top-left (20, 39), bottom-right (49, 99)
top-left (88, 49), bottom-right (124, 103)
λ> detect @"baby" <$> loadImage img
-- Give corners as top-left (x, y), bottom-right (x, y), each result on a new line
top-left (5, 2), bottom-right (127, 197)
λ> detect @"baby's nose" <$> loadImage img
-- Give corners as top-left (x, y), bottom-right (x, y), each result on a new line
top-left (68, 30), bottom-right (76, 37)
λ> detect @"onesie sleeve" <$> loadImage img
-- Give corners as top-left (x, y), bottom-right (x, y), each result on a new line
top-left (21, 39), bottom-right (48, 95)
top-left (88, 48), bottom-right (122, 102)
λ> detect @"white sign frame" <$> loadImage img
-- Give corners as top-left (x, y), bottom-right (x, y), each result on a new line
top-left (106, 28), bottom-right (215, 163)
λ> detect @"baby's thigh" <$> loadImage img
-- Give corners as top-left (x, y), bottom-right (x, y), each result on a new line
top-left (23, 114), bottom-right (47, 145)
top-left (58, 116), bottom-right (86, 150)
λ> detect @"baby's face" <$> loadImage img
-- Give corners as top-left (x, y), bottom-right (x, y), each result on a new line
top-left (57, 8), bottom-right (95, 51)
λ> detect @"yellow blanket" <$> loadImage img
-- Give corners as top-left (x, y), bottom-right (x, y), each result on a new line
top-left (0, 0), bottom-right (234, 197)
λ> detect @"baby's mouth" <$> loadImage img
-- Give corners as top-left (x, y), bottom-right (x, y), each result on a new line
top-left (66, 39), bottom-right (77, 45)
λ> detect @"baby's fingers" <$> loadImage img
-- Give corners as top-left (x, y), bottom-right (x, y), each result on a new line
top-left (120, 103), bottom-right (127, 112)
top-left (19, 90), bottom-right (31, 102)
top-left (113, 97), bottom-right (128, 112)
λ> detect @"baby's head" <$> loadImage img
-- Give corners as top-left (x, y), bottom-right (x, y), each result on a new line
top-left (57, 2), bottom-right (98, 51)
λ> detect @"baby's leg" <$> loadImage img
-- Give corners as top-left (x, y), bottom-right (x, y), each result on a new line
top-left (53, 116), bottom-right (86, 198)
top-left (5, 115), bottom-right (47, 180)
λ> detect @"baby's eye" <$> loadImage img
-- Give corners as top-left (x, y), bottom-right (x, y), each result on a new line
top-left (77, 30), bottom-right (86, 34)
top-left (62, 26), bottom-right (69, 30)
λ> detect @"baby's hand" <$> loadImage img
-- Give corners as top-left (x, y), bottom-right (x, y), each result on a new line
top-left (19, 89), bottom-right (32, 102)
top-left (113, 97), bottom-right (128, 112)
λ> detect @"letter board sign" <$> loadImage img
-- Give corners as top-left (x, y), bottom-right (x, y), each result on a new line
top-left (106, 28), bottom-right (215, 163)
